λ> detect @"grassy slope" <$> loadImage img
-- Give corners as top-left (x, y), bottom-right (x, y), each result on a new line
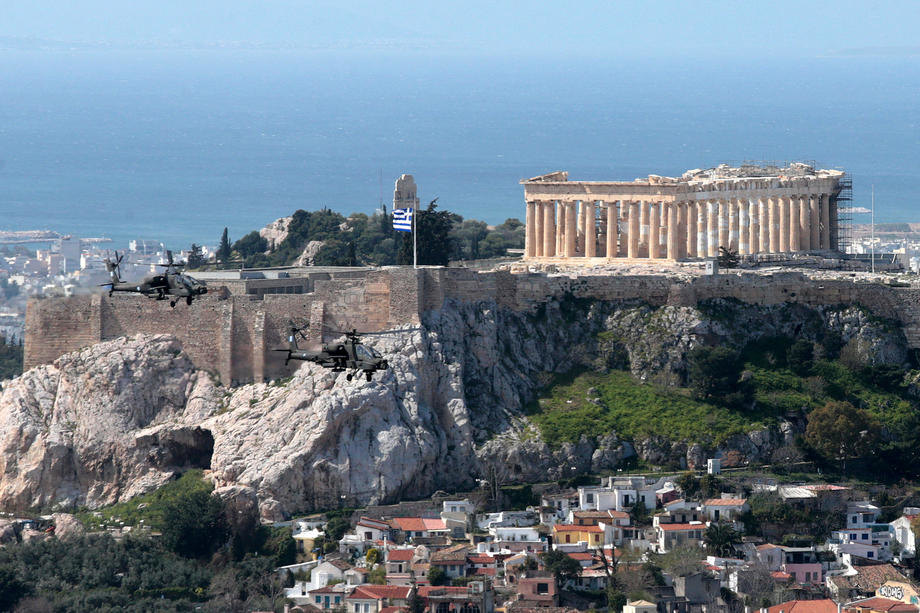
top-left (75, 470), bottom-right (211, 531)
top-left (527, 338), bottom-right (918, 448)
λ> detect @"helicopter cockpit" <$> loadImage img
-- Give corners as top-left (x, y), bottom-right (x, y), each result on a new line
top-left (355, 344), bottom-right (382, 360)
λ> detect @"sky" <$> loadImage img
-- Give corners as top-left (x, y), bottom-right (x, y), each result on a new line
top-left (2, 0), bottom-right (919, 59)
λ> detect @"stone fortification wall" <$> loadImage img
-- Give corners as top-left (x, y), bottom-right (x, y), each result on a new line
top-left (25, 266), bottom-right (920, 384)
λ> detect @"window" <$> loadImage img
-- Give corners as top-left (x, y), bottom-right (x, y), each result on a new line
top-left (862, 534), bottom-right (869, 540)
top-left (805, 572), bottom-right (811, 581)
top-left (868, 552), bottom-right (874, 558)
top-left (624, 494), bottom-right (630, 506)
top-left (437, 604), bottom-right (451, 613)
top-left (587, 493), bottom-right (594, 504)
top-left (336, 597), bottom-right (341, 604)
top-left (460, 605), bottom-right (480, 613)
top-left (316, 597), bottom-right (323, 604)
top-left (365, 531), bottom-right (373, 540)
top-left (537, 583), bottom-right (550, 595)
top-left (852, 515), bottom-right (858, 523)
top-left (565, 535), bottom-right (571, 543)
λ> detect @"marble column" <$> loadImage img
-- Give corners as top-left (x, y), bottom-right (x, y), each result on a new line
top-left (798, 195), bottom-right (810, 251)
top-left (729, 199), bottom-right (740, 251)
top-left (585, 200), bottom-right (597, 258)
top-left (619, 201), bottom-right (630, 257)
top-left (687, 202), bottom-right (698, 257)
top-left (628, 201), bottom-right (640, 258)
top-left (768, 197), bottom-right (779, 253)
top-left (577, 202), bottom-right (586, 255)
top-left (667, 202), bottom-right (679, 260)
top-left (639, 201), bottom-right (649, 257)
top-left (678, 202), bottom-right (689, 259)
top-left (809, 194), bottom-right (820, 250)
top-left (820, 194), bottom-right (830, 250)
top-left (649, 202), bottom-right (661, 259)
top-left (697, 202), bottom-right (707, 257)
top-left (739, 199), bottom-right (749, 255)
top-left (829, 197), bottom-right (839, 251)
top-left (718, 200), bottom-right (729, 251)
top-left (543, 201), bottom-right (555, 257)
top-left (556, 202), bottom-right (565, 255)
top-left (778, 197), bottom-right (789, 253)
top-left (789, 197), bottom-right (800, 253)
top-left (748, 198), bottom-right (759, 254)
top-left (707, 200), bottom-right (719, 257)
top-left (526, 201), bottom-right (537, 257)
top-left (564, 202), bottom-right (577, 257)
top-left (605, 202), bottom-right (617, 258)
top-left (759, 198), bottom-right (768, 254)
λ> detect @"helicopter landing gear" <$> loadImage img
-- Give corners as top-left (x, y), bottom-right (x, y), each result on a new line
top-left (169, 300), bottom-right (177, 308)
top-left (186, 296), bottom-right (193, 306)
top-left (346, 373), bottom-right (353, 381)
top-left (365, 372), bottom-right (372, 382)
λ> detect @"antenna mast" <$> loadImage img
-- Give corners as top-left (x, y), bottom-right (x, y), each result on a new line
top-left (871, 184), bottom-right (875, 274)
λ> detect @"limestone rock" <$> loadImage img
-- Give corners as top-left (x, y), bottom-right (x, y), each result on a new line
top-left (0, 335), bottom-right (219, 510)
top-left (296, 241), bottom-right (327, 266)
top-left (0, 519), bottom-right (17, 544)
top-left (259, 216), bottom-right (292, 252)
top-left (52, 512), bottom-right (85, 541)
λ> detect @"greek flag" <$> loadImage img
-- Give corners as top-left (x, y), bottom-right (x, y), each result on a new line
top-left (393, 207), bottom-right (414, 232)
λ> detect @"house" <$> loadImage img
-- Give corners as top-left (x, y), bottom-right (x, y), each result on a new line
top-left (577, 476), bottom-right (665, 513)
top-left (392, 518), bottom-right (449, 541)
top-left (468, 554), bottom-right (498, 577)
top-left (890, 510), bottom-right (918, 559)
top-left (303, 585), bottom-right (349, 610)
top-left (487, 526), bottom-right (545, 553)
top-left (553, 524), bottom-right (604, 547)
top-left (358, 518), bottom-right (394, 541)
top-left (541, 491), bottom-right (578, 520)
top-left (346, 585), bottom-right (412, 613)
top-left (656, 502), bottom-right (703, 525)
top-left (387, 549), bottom-right (417, 574)
top-left (781, 546), bottom-right (823, 585)
top-left (515, 572), bottom-right (558, 607)
top-left (827, 565), bottom-right (910, 603)
top-left (309, 559), bottom-right (352, 591)
top-left (623, 600), bottom-right (657, 613)
top-left (430, 544), bottom-right (471, 580)
top-left (754, 544), bottom-right (784, 571)
top-left (849, 504), bottom-right (883, 530)
top-left (702, 497), bottom-right (749, 523)
top-left (766, 598), bottom-right (839, 613)
top-left (346, 568), bottom-right (370, 586)
top-left (654, 523), bottom-right (705, 553)
top-left (443, 500), bottom-right (476, 515)
top-left (830, 528), bottom-right (892, 562)
top-left (844, 596), bottom-right (920, 613)
top-left (417, 582), bottom-right (494, 613)
top-left (876, 580), bottom-right (920, 606)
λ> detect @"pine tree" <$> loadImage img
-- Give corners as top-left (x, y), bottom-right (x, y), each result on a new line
top-left (217, 228), bottom-right (232, 263)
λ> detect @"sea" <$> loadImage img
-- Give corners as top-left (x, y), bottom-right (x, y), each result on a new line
top-left (0, 49), bottom-right (918, 250)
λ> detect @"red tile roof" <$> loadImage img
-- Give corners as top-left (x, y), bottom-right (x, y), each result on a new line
top-left (767, 599), bottom-right (838, 613)
top-left (417, 586), bottom-right (474, 597)
top-left (468, 555), bottom-right (497, 564)
top-left (771, 572), bottom-right (793, 581)
top-left (566, 552), bottom-right (595, 561)
top-left (847, 598), bottom-right (919, 613)
top-left (391, 518), bottom-right (447, 532)
top-left (658, 523), bottom-right (704, 532)
top-left (703, 498), bottom-right (747, 506)
top-left (554, 524), bottom-right (603, 532)
top-left (474, 568), bottom-right (497, 576)
top-left (757, 544), bottom-right (782, 551)
top-left (347, 586), bottom-right (412, 601)
top-left (379, 607), bottom-right (408, 613)
top-left (387, 549), bottom-right (415, 562)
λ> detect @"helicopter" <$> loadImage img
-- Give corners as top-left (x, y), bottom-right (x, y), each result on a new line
top-left (101, 250), bottom-right (208, 307)
top-left (274, 324), bottom-right (409, 382)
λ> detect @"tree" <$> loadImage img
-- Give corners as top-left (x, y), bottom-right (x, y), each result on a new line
top-left (368, 566), bottom-right (387, 584)
top-left (186, 244), bottom-right (205, 269)
top-left (540, 549), bottom-right (582, 591)
top-left (675, 472), bottom-right (699, 498)
top-left (427, 566), bottom-right (448, 586)
top-left (324, 517), bottom-right (350, 543)
top-left (704, 522), bottom-right (742, 557)
top-left (687, 346), bottom-right (750, 407)
top-left (366, 548), bottom-right (381, 565)
top-left (0, 565), bottom-right (28, 611)
top-left (718, 246), bottom-right (740, 268)
top-left (805, 401), bottom-right (881, 471)
top-left (654, 546), bottom-right (704, 577)
top-left (217, 227), bottom-right (232, 263)
top-left (786, 340), bottom-right (814, 376)
top-left (233, 231), bottom-right (268, 259)
top-left (397, 200), bottom-right (460, 266)
top-left (161, 489), bottom-right (228, 558)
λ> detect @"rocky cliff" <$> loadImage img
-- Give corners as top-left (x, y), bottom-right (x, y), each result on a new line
top-left (0, 296), bottom-right (910, 518)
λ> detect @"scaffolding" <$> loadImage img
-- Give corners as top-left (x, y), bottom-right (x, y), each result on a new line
top-left (835, 172), bottom-right (853, 255)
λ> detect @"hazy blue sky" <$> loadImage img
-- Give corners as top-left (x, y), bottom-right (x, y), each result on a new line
top-left (2, 0), bottom-right (919, 58)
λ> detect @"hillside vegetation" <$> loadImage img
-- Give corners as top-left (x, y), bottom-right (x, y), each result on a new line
top-left (527, 333), bottom-right (920, 474)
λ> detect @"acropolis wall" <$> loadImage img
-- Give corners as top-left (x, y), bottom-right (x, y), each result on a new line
top-left (522, 163), bottom-right (845, 261)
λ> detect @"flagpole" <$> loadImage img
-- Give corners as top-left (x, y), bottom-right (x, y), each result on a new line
top-left (413, 207), bottom-right (417, 269)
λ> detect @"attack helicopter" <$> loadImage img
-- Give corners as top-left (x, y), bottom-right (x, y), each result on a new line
top-left (274, 323), bottom-right (412, 382)
top-left (101, 250), bottom-right (208, 307)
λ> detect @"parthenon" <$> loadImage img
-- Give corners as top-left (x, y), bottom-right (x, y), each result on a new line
top-left (521, 163), bottom-right (845, 261)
